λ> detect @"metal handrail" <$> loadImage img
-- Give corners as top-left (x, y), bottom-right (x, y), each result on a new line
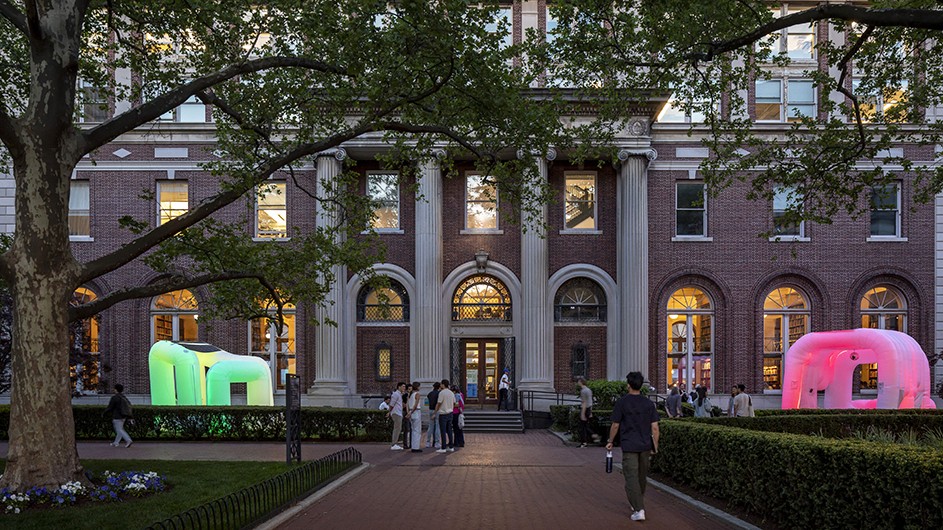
top-left (145, 447), bottom-right (362, 530)
top-left (518, 389), bottom-right (580, 412)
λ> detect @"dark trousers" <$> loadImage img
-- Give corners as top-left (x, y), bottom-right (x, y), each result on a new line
top-left (579, 418), bottom-right (592, 444)
top-left (438, 413), bottom-right (454, 449)
top-left (621, 451), bottom-right (651, 512)
top-left (498, 388), bottom-right (509, 410)
top-left (452, 413), bottom-right (465, 447)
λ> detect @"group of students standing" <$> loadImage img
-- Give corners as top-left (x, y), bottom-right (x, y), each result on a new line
top-left (380, 379), bottom-right (465, 453)
top-left (664, 383), bottom-right (755, 418)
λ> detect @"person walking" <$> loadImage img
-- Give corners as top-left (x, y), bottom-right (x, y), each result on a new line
top-left (577, 377), bottom-right (594, 447)
top-left (734, 384), bottom-right (754, 417)
top-left (388, 382), bottom-right (406, 450)
top-left (434, 379), bottom-right (455, 453)
top-left (103, 384), bottom-right (134, 448)
top-left (606, 372), bottom-right (659, 523)
top-left (727, 386), bottom-right (739, 416)
top-left (665, 385), bottom-right (682, 418)
top-left (693, 386), bottom-right (712, 418)
top-left (406, 382), bottom-right (423, 453)
top-left (425, 382), bottom-right (441, 448)
top-left (498, 368), bottom-right (511, 411)
top-left (451, 385), bottom-right (465, 448)
top-left (402, 383), bottom-right (413, 449)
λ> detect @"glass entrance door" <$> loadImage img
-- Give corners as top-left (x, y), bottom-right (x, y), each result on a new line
top-left (463, 339), bottom-right (500, 406)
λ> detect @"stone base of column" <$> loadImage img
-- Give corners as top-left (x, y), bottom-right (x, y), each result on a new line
top-left (307, 381), bottom-right (354, 408)
top-left (516, 380), bottom-right (556, 393)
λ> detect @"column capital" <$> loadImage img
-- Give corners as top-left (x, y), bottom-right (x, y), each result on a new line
top-left (317, 147), bottom-right (347, 161)
top-left (516, 147), bottom-right (557, 161)
top-left (617, 147), bottom-right (657, 163)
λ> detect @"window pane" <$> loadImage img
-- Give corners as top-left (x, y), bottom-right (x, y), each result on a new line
top-left (764, 314), bottom-right (784, 354)
top-left (692, 315), bottom-right (711, 353)
top-left (257, 182), bottom-right (287, 238)
top-left (466, 174), bottom-right (498, 229)
top-left (756, 103), bottom-right (782, 121)
top-left (177, 102), bottom-right (206, 122)
top-left (788, 81), bottom-right (814, 103)
top-left (788, 314), bottom-right (808, 346)
top-left (178, 314), bottom-right (198, 341)
top-left (676, 183), bottom-right (704, 209)
top-left (158, 181), bottom-right (188, 225)
top-left (763, 357), bottom-right (782, 390)
top-left (773, 211), bottom-right (800, 235)
top-left (787, 33), bottom-right (814, 59)
top-left (756, 80), bottom-right (782, 100)
top-left (676, 210), bottom-right (705, 236)
top-left (787, 104), bottom-right (815, 120)
top-left (870, 211), bottom-right (897, 236)
top-left (871, 185), bottom-right (898, 209)
top-left (69, 181), bottom-right (90, 236)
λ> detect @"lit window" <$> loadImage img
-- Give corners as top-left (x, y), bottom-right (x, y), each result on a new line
top-left (564, 174), bottom-right (596, 230)
top-left (357, 280), bottom-right (409, 322)
top-left (870, 183), bottom-right (900, 237)
top-left (657, 93), bottom-right (710, 123)
top-left (755, 80), bottom-right (783, 121)
top-left (859, 285), bottom-right (907, 389)
top-left (69, 181), bottom-right (90, 237)
top-left (756, 79), bottom-right (815, 122)
top-left (465, 174), bottom-right (498, 230)
top-left (250, 302), bottom-right (296, 392)
top-left (763, 287), bottom-right (809, 391)
top-left (70, 287), bottom-right (100, 394)
top-left (772, 185), bottom-right (804, 237)
top-left (554, 278), bottom-right (606, 322)
top-left (667, 287), bottom-right (713, 392)
top-left (157, 181), bottom-right (188, 225)
top-left (452, 275), bottom-right (511, 321)
top-left (676, 182), bottom-right (706, 237)
top-left (852, 79), bottom-right (909, 123)
top-left (151, 289), bottom-right (198, 343)
top-left (367, 173), bottom-right (400, 230)
top-left (376, 342), bottom-right (392, 381)
top-left (256, 182), bottom-right (287, 238)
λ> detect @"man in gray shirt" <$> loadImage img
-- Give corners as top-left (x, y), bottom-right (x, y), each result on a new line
top-left (577, 377), bottom-right (593, 447)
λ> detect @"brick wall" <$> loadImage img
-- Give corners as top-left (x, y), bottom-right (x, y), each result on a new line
top-left (356, 325), bottom-right (410, 395)
top-left (553, 325), bottom-right (607, 391)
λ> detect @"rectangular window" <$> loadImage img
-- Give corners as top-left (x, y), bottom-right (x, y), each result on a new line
top-left (657, 93), bottom-right (712, 124)
top-left (870, 183), bottom-right (900, 237)
top-left (69, 181), bottom-right (90, 237)
top-left (256, 182), bottom-right (287, 238)
top-left (376, 342), bottom-right (392, 381)
top-left (773, 185), bottom-right (804, 237)
top-left (787, 80), bottom-right (815, 121)
top-left (157, 180), bottom-right (188, 225)
top-left (571, 343), bottom-right (588, 379)
top-left (785, 8), bottom-right (815, 59)
top-left (177, 95), bottom-right (207, 123)
top-left (755, 80), bottom-right (783, 121)
top-left (367, 172), bottom-right (400, 230)
top-left (465, 173), bottom-right (498, 230)
top-left (78, 80), bottom-right (109, 123)
top-left (852, 79), bottom-right (909, 123)
top-left (676, 182), bottom-right (706, 237)
top-left (484, 7), bottom-right (512, 49)
top-left (564, 174), bottom-right (596, 230)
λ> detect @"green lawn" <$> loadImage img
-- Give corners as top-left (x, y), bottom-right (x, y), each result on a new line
top-left (0, 459), bottom-right (298, 529)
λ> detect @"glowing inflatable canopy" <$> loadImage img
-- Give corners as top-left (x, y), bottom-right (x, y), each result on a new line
top-left (782, 329), bottom-right (936, 410)
top-left (148, 341), bottom-right (274, 406)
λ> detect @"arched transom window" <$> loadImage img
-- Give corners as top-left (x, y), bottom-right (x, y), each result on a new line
top-left (763, 286), bottom-right (809, 391)
top-left (554, 278), bottom-right (607, 322)
top-left (859, 285), bottom-right (908, 389)
top-left (357, 280), bottom-right (410, 322)
top-left (452, 275), bottom-right (511, 321)
top-left (152, 289), bottom-right (198, 342)
top-left (666, 287), bottom-right (713, 392)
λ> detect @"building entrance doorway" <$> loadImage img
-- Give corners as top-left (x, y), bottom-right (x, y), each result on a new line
top-left (463, 339), bottom-right (501, 407)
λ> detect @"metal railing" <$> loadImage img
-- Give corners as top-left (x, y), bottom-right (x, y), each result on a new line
top-left (145, 447), bottom-right (362, 530)
top-left (519, 389), bottom-right (581, 412)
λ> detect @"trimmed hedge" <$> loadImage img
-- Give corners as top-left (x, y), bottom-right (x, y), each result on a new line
top-left (755, 408), bottom-right (943, 417)
top-left (652, 421), bottom-right (943, 529)
top-left (0, 406), bottom-right (389, 442)
top-left (693, 413), bottom-right (943, 439)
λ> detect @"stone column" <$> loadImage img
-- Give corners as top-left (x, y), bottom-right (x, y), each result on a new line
top-left (309, 148), bottom-right (351, 404)
top-left (616, 148), bottom-right (656, 381)
top-left (518, 149), bottom-right (555, 391)
top-left (414, 152), bottom-right (445, 388)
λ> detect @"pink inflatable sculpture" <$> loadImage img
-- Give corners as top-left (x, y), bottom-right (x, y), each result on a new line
top-left (782, 328), bottom-right (936, 410)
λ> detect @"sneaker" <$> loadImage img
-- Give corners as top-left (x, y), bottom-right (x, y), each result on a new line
top-left (436, 449), bottom-right (448, 453)
top-left (391, 445), bottom-right (404, 451)
top-left (447, 447), bottom-right (455, 452)
top-left (631, 510), bottom-right (646, 521)
top-left (110, 442), bottom-right (119, 447)
top-left (124, 441), bottom-right (133, 448)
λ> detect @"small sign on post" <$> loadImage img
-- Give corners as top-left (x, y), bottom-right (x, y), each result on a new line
top-left (286, 373), bottom-right (301, 464)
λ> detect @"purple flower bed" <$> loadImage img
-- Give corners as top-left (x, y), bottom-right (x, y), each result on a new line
top-left (0, 470), bottom-right (166, 514)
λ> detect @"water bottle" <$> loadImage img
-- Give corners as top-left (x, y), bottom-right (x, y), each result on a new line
top-left (606, 450), bottom-right (613, 473)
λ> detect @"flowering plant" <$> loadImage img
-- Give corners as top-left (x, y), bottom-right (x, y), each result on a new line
top-left (0, 470), bottom-right (166, 514)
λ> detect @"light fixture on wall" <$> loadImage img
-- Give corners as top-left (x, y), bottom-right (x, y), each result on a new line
top-left (475, 249), bottom-right (489, 273)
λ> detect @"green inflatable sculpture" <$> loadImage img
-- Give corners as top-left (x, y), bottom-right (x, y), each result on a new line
top-left (148, 341), bottom-right (274, 406)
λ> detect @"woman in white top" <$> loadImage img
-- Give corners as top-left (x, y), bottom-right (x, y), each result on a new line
top-left (406, 381), bottom-right (423, 452)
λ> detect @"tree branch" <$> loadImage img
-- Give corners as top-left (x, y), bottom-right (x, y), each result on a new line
top-left (0, 106), bottom-right (21, 154)
top-left (0, 0), bottom-right (27, 35)
top-left (81, 56), bottom-right (349, 153)
top-left (70, 271), bottom-right (268, 321)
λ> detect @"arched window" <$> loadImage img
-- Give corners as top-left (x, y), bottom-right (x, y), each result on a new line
top-left (357, 280), bottom-right (409, 322)
top-left (70, 287), bottom-right (100, 394)
top-left (666, 287), bottom-right (713, 391)
top-left (452, 275), bottom-right (511, 321)
top-left (554, 278), bottom-right (607, 322)
top-left (151, 289), bottom-right (198, 342)
top-left (249, 301), bottom-right (296, 392)
top-left (763, 287), bottom-right (809, 391)
top-left (859, 285), bottom-right (908, 389)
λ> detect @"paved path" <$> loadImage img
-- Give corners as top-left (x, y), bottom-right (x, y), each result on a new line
top-left (1, 433), bottom-right (734, 529)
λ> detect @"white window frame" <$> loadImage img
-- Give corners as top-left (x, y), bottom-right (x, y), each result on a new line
top-left (771, 185), bottom-right (808, 241)
top-left (786, 79), bottom-right (816, 121)
top-left (463, 172), bottom-right (501, 233)
top-left (77, 79), bottom-right (109, 123)
top-left (248, 309), bottom-right (296, 393)
top-left (868, 182), bottom-right (902, 239)
top-left (69, 180), bottom-right (92, 240)
top-left (755, 79), bottom-right (784, 122)
top-left (157, 180), bottom-right (189, 226)
top-left (657, 92), bottom-right (711, 124)
top-left (484, 6), bottom-right (513, 49)
top-left (674, 182), bottom-right (708, 238)
top-left (255, 181), bottom-right (288, 239)
top-left (366, 171), bottom-right (401, 232)
top-left (150, 290), bottom-right (199, 344)
top-left (770, 5), bottom-right (816, 61)
top-left (562, 172), bottom-right (598, 233)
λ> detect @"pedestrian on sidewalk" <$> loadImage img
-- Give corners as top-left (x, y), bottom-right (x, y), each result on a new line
top-left (434, 379), bottom-right (455, 453)
top-left (407, 382), bottom-right (423, 453)
top-left (388, 382), bottom-right (406, 450)
top-left (693, 386), bottom-right (712, 418)
top-left (606, 372), bottom-right (660, 523)
top-left (402, 383), bottom-right (413, 449)
top-left (451, 385), bottom-right (465, 448)
top-left (577, 377), bottom-right (594, 447)
top-left (666, 386), bottom-right (681, 418)
top-left (103, 383), bottom-right (133, 448)
top-left (727, 386), bottom-right (739, 417)
top-left (734, 384), bottom-right (754, 417)
top-left (425, 382), bottom-right (441, 448)
top-left (498, 368), bottom-right (511, 411)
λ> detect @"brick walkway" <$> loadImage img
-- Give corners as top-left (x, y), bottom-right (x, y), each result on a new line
top-left (1, 433), bottom-right (734, 529)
